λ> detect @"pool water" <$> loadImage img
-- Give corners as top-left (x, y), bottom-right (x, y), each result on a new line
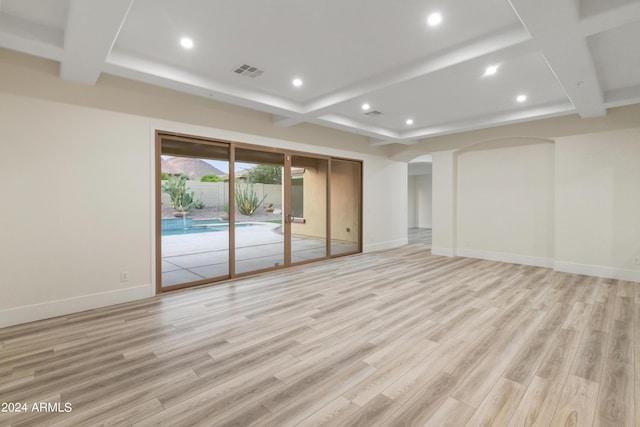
top-left (161, 220), bottom-right (254, 236)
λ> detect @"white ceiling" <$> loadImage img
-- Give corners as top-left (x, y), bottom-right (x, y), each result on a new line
top-left (1, 0), bottom-right (639, 146)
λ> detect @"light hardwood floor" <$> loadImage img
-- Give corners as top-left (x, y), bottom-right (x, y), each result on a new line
top-left (1, 245), bottom-right (638, 426)
top-left (408, 228), bottom-right (432, 246)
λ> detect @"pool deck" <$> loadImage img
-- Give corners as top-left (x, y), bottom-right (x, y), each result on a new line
top-left (161, 221), bottom-right (356, 286)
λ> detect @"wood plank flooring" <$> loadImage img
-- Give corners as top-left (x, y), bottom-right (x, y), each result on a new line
top-left (1, 244), bottom-right (638, 426)
top-left (408, 228), bottom-right (432, 246)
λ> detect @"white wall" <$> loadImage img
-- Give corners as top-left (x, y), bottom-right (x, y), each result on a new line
top-left (0, 50), bottom-right (407, 327)
top-left (430, 132), bottom-right (640, 280)
top-left (1, 94), bottom-right (153, 325)
top-left (364, 160), bottom-right (408, 251)
top-left (456, 141), bottom-right (555, 265)
top-left (416, 174), bottom-right (433, 228)
top-left (407, 174), bottom-right (433, 229)
top-left (408, 176), bottom-right (417, 228)
top-left (432, 151), bottom-right (457, 256)
top-left (554, 128), bottom-right (640, 279)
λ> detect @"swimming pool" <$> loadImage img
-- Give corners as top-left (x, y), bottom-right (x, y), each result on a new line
top-left (161, 218), bottom-right (254, 236)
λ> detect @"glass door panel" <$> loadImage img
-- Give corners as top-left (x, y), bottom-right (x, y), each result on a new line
top-left (234, 148), bottom-right (285, 274)
top-left (160, 138), bottom-right (230, 288)
top-left (330, 159), bottom-right (362, 256)
top-left (289, 155), bottom-right (328, 263)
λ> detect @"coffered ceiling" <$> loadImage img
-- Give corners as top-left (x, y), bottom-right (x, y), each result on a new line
top-left (1, 0), bottom-right (639, 146)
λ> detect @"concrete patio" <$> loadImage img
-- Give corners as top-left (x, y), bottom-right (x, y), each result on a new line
top-left (161, 221), bottom-right (357, 286)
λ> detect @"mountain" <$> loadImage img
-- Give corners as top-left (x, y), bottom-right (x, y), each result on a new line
top-left (162, 157), bottom-right (224, 180)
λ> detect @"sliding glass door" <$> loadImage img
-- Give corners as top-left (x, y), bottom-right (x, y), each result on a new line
top-left (159, 138), bottom-right (230, 288)
top-left (288, 155), bottom-right (329, 264)
top-left (156, 133), bottom-right (362, 292)
top-left (330, 159), bottom-right (362, 256)
top-left (233, 148), bottom-right (285, 275)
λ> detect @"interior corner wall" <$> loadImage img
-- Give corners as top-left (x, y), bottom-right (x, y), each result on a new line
top-left (0, 50), bottom-right (408, 327)
top-left (554, 128), bottom-right (640, 280)
top-left (456, 140), bottom-right (555, 266)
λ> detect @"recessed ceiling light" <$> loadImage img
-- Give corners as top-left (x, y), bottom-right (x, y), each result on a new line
top-left (406, 119), bottom-right (414, 125)
top-left (361, 103), bottom-right (370, 111)
top-left (292, 78), bottom-right (303, 87)
top-left (180, 37), bottom-right (194, 49)
top-left (427, 13), bottom-right (442, 27)
top-left (484, 65), bottom-right (499, 76)
top-left (516, 94), bottom-right (527, 102)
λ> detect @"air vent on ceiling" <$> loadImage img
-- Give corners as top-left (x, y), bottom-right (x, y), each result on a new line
top-left (364, 110), bottom-right (383, 116)
top-left (233, 64), bottom-right (264, 78)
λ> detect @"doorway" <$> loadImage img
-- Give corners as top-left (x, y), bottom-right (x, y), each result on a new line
top-left (156, 132), bottom-right (362, 292)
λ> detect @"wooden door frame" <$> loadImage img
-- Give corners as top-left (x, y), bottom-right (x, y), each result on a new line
top-left (155, 130), bottom-right (362, 294)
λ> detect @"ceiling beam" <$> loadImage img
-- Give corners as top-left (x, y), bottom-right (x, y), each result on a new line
top-left (509, 0), bottom-right (605, 118)
top-left (60, 0), bottom-right (133, 85)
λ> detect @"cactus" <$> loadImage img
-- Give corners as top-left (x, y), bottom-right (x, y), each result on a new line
top-left (235, 183), bottom-right (267, 216)
top-left (161, 174), bottom-right (199, 212)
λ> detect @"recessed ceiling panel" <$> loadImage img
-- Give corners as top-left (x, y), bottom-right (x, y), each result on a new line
top-left (588, 21), bottom-right (640, 92)
top-left (0, 0), bottom-right (69, 29)
top-left (331, 51), bottom-right (569, 132)
top-left (113, 0), bottom-right (521, 103)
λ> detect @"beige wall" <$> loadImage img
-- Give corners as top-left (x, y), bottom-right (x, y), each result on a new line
top-left (330, 160), bottom-right (361, 243)
top-left (292, 164), bottom-right (327, 239)
top-left (0, 49), bottom-right (408, 326)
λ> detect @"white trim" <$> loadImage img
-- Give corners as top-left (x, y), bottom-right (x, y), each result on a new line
top-left (554, 261), bottom-right (640, 282)
top-left (364, 238), bottom-right (408, 253)
top-left (431, 246), bottom-right (456, 257)
top-left (456, 248), bottom-right (554, 268)
top-left (0, 285), bottom-right (152, 328)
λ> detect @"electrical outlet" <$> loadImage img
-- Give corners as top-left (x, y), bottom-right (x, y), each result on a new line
top-left (633, 256), bottom-right (640, 265)
top-left (120, 271), bottom-right (128, 282)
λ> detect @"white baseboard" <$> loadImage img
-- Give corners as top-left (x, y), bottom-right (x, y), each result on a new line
top-left (431, 246), bottom-right (456, 257)
top-left (364, 238), bottom-right (408, 253)
top-left (554, 261), bottom-right (640, 282)
top-left (0, 285), bottom-right (153, 328)
top-left (456, 248), bottom-right (555, 269)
